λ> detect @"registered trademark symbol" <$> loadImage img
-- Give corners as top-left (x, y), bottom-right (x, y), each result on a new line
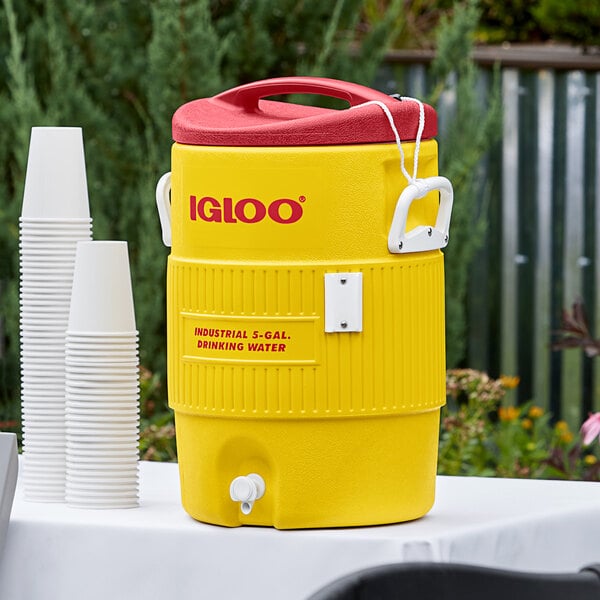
top-left (299, 196), bottom-right (306, 203)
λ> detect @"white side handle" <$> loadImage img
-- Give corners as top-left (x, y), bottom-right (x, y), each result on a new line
top-left (387, 176), bottom-right (453, 254)
top-left (156, 171), bottom-right (172, 247)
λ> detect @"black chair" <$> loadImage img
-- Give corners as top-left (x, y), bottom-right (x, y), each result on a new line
top-left (306, 561), bottom-right (600, 600)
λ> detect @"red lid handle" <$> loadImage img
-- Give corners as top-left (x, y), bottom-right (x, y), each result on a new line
top-left (213, 76), bottom-right (394, 111)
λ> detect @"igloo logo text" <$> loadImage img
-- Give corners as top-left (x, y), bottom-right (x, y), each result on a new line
top-left (189, 195), bottom-right (305, 224)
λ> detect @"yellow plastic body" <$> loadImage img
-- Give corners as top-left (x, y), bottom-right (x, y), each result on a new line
top-left (167, 141), bottom-right (446, 528)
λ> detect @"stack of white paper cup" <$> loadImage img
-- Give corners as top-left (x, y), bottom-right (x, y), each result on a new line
top-left (20, 127), bottom-right (92, 502)
top-left (65, 241), bottom-right (140, 509)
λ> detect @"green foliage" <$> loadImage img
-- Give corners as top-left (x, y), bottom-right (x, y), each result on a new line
top-left (428, 0), bottom-right (502, 367)
top-left (365, 0), bottom-right (600, 48)
top-left (439, 369), bottom-right (600, 480)
top-left (533, 0), bottom-right (600, 49)
top-left (138, 367), bottom-right (176, 462)
top-left (477, 0), bottom-right (542, 43)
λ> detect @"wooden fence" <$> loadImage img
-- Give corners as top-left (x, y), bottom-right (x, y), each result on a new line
top-left (379, 45), bottom-right (600, 428)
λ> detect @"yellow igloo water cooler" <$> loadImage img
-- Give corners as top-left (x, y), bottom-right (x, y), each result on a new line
top-left (156, 77), bottom-right (453, 529)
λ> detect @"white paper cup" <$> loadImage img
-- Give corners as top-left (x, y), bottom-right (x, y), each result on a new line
top-left (21, 309), bottom-right (71, 318)
top-left (20, 257), bottom-right (77, 267)
top-left (66, 416), bottom-right (139, 427)
top-left (66, 471), bottom-right (138, 482)
top-left (65, 363), bottom-right (139, 372)
top-left (66, 332), bottom-right (138, 339)
top-left (65, 498), bottom-right (138, 509)
top-left (19, 232), bottom-right (83, 239)
top-left (66, 412), bottom-right (138, 421)
top-left (19, 230), bottom-right (89, 238)
top-left (19, 218), bottom-right (91, 227)
top-left (65, 338), bottom-right (138, 346)
top-left (22, 462), bottom-right (65, 473)
top-left (65, 359), bottom-right (139, 369)
top-left (65, 363), bottom-right (139, 373)
top-left (22, 417), bottom-right (65, 426)
top-left (66, 485), bottom-right (137, 495)
top-left (65, 383), bottom-right (137, 394)
top-left (22, 390), bottom-right (64, 398)
top-left (66, 459), bottom-right (138, 469)
top-left (65, 348), bottom-right (139, 358)
top-left (20, 216), bottom-right (92, 224)
top-left (19, 224), bottom-right (92, 234)
top-left (21, 127), bottom-right (90, 219)
top-left (19, 289), bottom-right (71, 298)
top-left (66, 439), bottom-right (139, 449)
top-left (65, 424), bottom-right (138, 434)
top-left (68, 241), bottom-right (136, 333)
top-left (23, 485), bottom-right (66, 497)
top-left (66, 451), bottom-right (139, 462)
top-left (66, 450), bottom-right (139, 459)
top-left (22, 445), bottom-right (67, 455)
top-left (22, 396), bottom-right (64, 405)
top-left (65, 387), bottom-right (138, 398)
top-left (20, 360), bottom-right (65, 370)
top-left (21, 402), bottom-right (65, 412)
top-left (21, 388), bottom-right (66, 397)
top-left (22, 440), bottom-right (66, 450)
top-left (21, 408), bottom-right (65, 418)
top-left (23, 466), bottom-right (66, 476)
top-left (21, 405), bottom-right (65, 413)
top-left (65, 381), bottom-right (139, 391)
top-left (65, 400), bottom-right (140, 416)
top-left (22, 424), bottom-right (65, 433)
top-left (21, 351), bottom-right (65, 359)
top-left (21, 361), bottom-right (65, 370)
top-left (21, 374), bottom-right (65, 383)
top-left (22, 465), bottom-right (66, 476)
top-left (21, 404), bottom-right (65, 412)
top-left (66, 457), bottom-right (139, 468)
top-left (20, 259), bottom-right (76, 268)
top-left (65, 343), bottom-right (136, 351)
top-left (20, 289), bottom-right (72, 298)
top-left (20, 319), bottom-right (68, 328)
top-left (66, 487), bottom-right (139, 498)
top-left (24, 494), bottom-right (65, 502)
top-left (22, 395), bottom-right (65, 404)
top-left (20, 270), bottom-right (75, 280)
top-left (19, 273), bottom-right (74, 284)
top-left (66, 465), bottom-right (138, 476)
top-left (23, 452), bottom-right (66, 463)
top-left (23, 478), bottom-right (66, 489)
top-left (65, 435), bottom-right (138, 445)
top-left (21, 369), bottom-right (65, 378)
top-left (22, 439), bottom-right (66, 450)
top-left (22, 417), bottom-right (65, 427)
top-left (19, 248), bottom-right (79, 258)
top-left (66, 376), bottom-right (139, 386)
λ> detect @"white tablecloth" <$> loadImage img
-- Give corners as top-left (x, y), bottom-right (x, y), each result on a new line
top-left (1, 460), bottom-right (599, 600)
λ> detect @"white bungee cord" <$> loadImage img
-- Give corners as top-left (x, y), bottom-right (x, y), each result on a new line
top-left (350, 97), bottom-right (426, 187)
top-left (351, 96), bottom-right (453, 254)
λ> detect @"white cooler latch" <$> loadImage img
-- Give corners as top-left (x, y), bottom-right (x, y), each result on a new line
top-left (324, 272), bottom-right (363, 333)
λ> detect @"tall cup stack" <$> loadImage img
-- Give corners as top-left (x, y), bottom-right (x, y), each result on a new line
top-left (65, 241), bottom-right (140, 509)
top-left (20, 127), bottom-right (93, 502)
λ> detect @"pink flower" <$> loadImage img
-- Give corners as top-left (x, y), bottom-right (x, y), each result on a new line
top-left (581, 413), bottom-right (600, 445)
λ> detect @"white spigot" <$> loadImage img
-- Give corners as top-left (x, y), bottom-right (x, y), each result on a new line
top-left (229, 473), bottom-right (265, 515)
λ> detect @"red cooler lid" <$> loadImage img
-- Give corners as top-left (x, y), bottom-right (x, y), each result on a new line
top-left (172, 76), bottom-right (437, 146)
